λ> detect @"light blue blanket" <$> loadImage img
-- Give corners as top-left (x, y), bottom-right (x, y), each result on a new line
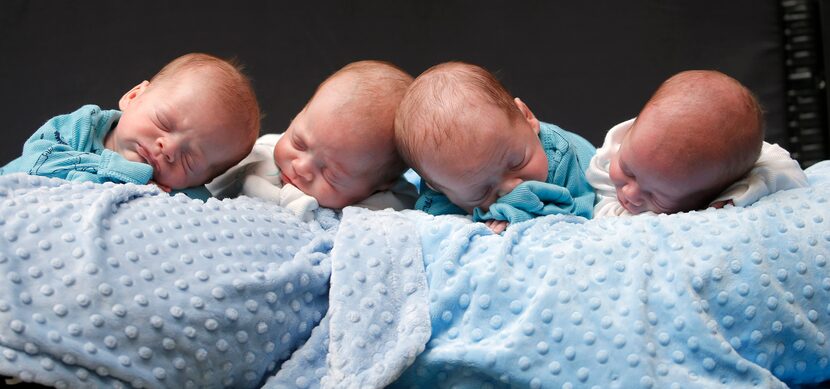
top-left (263, 208), bottom-right (430, 389)
top-left (0, 175), bottom-right (335, 388)
top-left (0, 174), bottom-right (429, 389)
top-left (267, 162), bottom-right (830, 388)
top-left (1, 161), bottom-right (830, 388)
top-left (390, 161), bottom-right (830, 388)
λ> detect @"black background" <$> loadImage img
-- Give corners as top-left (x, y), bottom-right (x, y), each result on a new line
top-left (0, 1), bottom-right (786, 164)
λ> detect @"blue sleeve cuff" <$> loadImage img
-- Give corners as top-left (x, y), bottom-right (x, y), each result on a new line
top-left (473, 181), bottom-right (594, 223)
top-left (98, 149), bottom-right (153, 184)
top-left (415, 184), bottom-right (466, 216)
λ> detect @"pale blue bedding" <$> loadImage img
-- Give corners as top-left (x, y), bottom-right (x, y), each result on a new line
top-left (264, 208), bottom-right (431, 389)
top-left (1, 161), bottom-right (829, 388)
top-left (268, 161), bottom-right (830, 389)
top-left (0, 176), bottom-right (335, 388)
top-left (390, 161), bottom-right (830, 388)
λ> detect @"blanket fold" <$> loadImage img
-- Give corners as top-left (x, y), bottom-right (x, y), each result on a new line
top-left (264, 207), bottom-right (431, 389)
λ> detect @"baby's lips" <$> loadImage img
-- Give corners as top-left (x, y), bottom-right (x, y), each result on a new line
top-left (136, 145), bottom-right (158, 172)
top-left (281, 174), bottom-right (296, 187)
top-left (617, 194), bottom-right (636, 213)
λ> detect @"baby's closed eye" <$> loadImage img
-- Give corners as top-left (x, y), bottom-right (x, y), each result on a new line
top-left (510, 154), bottom-right (528, 171)
top-left (183, 154), bottom-right (194, 172)
top-left (322, 169), bottom-right (341, 187)
top-left (291, 135), bottom-right (307, 151)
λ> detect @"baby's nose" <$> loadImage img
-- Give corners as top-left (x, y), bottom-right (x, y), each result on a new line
top-left (156, 138), bottom-right (178, 163)
top-left (497, 177), bottom-right (523, 197)
top-left (292, 157), bottom-right (313, 181)
top-left (621, 183), bottom-right (644, 205)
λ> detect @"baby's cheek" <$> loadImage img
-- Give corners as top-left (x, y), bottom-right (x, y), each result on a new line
top-left (125, 151), bottom-right (145, 165)
top-left (163, 170), bottom-right (190, 190)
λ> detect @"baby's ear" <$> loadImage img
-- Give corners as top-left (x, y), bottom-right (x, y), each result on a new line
top-left (118, 81), bottom-right (150, 110)
top-left (514, 97), bottom-right (541, 134)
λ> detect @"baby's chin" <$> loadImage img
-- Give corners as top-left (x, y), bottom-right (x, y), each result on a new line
top-left (151, 175), bottom-right (185, 191)
top-left (317, 195), bottom-right (358, 209)
top-left (317, 190), bottom-right (377, 209)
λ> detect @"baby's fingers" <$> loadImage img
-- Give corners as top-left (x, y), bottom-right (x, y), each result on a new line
top-left (485, 220), bottom-right (509, 234)
top-left (710, 199), bottom-right (733, 209)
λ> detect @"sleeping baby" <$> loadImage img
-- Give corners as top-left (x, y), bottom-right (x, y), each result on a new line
top-left (1, 53), bottom-right (260, 200)
top-left (394, 61), bottom-right (596, 234)
top-left (207, 60), bottom-right (418, 220)
top-left (587, 70), bottom-right (808, 216)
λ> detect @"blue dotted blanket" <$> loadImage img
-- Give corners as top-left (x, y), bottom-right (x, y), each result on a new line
top-left (2, 160), bottom-right (830, 388)
top-left (266, 161), bottom-right (830, 389)
top-left (390, 161), bottom-right (830, 388)
top-left (0, 176), bottom-right (334, 388)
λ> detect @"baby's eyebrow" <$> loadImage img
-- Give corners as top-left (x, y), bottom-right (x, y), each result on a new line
top-left (290, 131), bottom-right (305, 144)
top-left (618, 157), bottom-right (633, 175)
top-left (156, 102), bottom-right (177, 127)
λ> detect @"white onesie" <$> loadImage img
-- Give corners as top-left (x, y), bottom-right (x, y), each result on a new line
top-left (207, 134), bottom-right (417, 221)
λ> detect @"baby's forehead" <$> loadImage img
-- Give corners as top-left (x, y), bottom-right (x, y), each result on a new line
top-left (306, 92), bottom-right (381, 131)
top-left (630, 141), bottom-right (728, 197)
top-left (156, 66), bottom-right (225, 91)
top-left (308, 119), bottom-right (394, 157)
top-left (433, 99), bottom-right (515, 135)
top-left (424, 134), bottom-right (514, 178)
top-left (629, 109), bottom-right (696, 147)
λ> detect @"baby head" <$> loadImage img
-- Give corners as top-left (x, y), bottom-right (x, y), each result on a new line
top-left (610, 70), bottom-right (764, 214)
top-left (273, 60), bottom-right (412, 208)
top-left (105, 52), bottom-right (260, 190)
top-left (395, 61), bottom-right (549, 213)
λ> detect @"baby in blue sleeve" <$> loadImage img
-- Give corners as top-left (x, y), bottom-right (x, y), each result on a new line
top-left (1, 53), bottom-right (261, 199)
top-left (394, 61), bottom-right (596, 233)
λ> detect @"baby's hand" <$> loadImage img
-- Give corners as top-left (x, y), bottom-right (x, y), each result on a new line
top-left (711, 199), bottom-right (734, 209)
top-left (485, 219), bottom-right (509, 234)
top-left (149, 180), bottom-right (171, 193)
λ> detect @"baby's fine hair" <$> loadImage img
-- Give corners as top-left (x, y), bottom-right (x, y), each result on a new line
top-left (317, 60), bottom-right (413, 108)
top-left (649, 70), bottom-right (765, 136)
top-left (150, 53), bottom-right (261, 178)
top-left (152, 53), bottom-right (261, 144)
top-left (394, 61), bottom-right (519, 172)
top-left (318, 60), bottom-right (414, 185)
top-left (645, 70), bottom-right (765, 194)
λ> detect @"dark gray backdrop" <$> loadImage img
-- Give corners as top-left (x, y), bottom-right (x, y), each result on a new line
top-left (0, 1), bottom-right (786, 165)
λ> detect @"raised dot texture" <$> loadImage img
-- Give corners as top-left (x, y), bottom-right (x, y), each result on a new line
top-left (0, 162), bottom-right (828, 389)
